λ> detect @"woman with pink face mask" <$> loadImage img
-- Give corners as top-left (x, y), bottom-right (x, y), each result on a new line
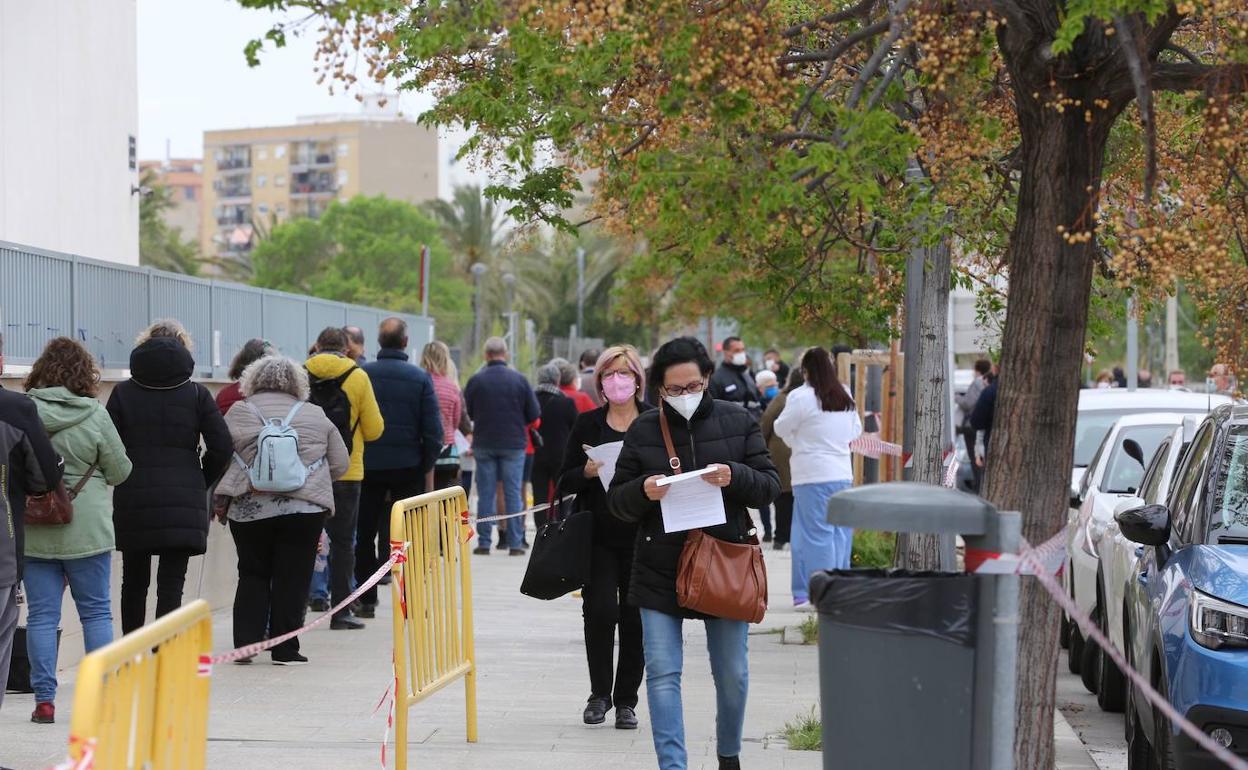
top-left (558, 344), bottom-right (654, 730)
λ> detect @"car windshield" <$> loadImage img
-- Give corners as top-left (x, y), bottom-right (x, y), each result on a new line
top-left (1211, 427), bottom-right (1248, 543)
top-left (1098, 425), bottom-right (1175, 494)
top-left (1074, 407), bottom-right (1207, 467)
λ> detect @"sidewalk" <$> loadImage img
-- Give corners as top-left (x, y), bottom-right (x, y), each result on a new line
top-left (3, 533), bottom-right (823, 770)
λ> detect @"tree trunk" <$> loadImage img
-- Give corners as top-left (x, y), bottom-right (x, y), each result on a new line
top-left (896, 234), bottom-right (953, 569)
top-left (981, 95), bottom-right (1113, 769)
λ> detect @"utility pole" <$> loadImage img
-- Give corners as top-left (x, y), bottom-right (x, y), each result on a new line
top-left (471, 262), bottom-right (488, 357)
top-left (503, 272), bottom-right (517, 354)
top-left (576, 246), bottom-right (585, 343)
top-left (1165, 294), bottom-right (1180, 377)
top-left (420, 244), bottom-right (431, 318)
top-left (1126, 297), bottom-right (1139, 391)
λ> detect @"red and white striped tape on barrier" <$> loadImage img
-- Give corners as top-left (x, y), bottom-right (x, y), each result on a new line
top-left (964, 525), bottom-right (1248, 769)
top-left (48, 737), bottom-right (95, 770)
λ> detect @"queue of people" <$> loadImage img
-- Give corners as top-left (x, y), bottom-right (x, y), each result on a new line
top-left (1, 318), bottom-right (876, 770)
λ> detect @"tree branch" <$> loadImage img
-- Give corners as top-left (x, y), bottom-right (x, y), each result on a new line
top-left (1114, 14), bottom-right (1156, 204)
top-left (782, 0), bottom-right (880, 38)
top-left (779, 19), bottom-right (891, 66)
top-left (1151, 62), bottom-right (1248, 94)
top-left (1162, 43), bottom-right (1203, 65)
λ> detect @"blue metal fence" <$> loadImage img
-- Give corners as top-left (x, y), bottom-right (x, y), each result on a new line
top-left (0, 240), bottom-right (434, 377)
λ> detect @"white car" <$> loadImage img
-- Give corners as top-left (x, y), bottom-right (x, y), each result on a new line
top-left (1061, 391), bottom-right (1230, 667)
top-left (1081, 416), bottom-right (1200, 712)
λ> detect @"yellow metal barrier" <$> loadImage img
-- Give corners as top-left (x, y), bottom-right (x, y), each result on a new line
top-left (390, 486), bottom-right (479, 769)
top-left (67, 599), bottom-right (213, 769)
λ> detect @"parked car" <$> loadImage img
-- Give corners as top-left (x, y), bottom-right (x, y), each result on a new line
top-left (1117, 405), bottom-right (1248, 768)
top-left (1082, 416), bottom-right (1201, 711)
top-left (1062, 390), bottom-right (1232, 655)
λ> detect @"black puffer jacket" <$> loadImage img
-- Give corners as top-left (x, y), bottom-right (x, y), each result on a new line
top-left (609, 397), bottom-right (779, 618)
top-left (106, 337), bottom-right (231, 554)
top-left (560, 402), bottom-right (654, 549)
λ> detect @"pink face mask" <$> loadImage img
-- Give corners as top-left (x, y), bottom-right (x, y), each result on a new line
top-left (601, 371), bottom-right (637, 404)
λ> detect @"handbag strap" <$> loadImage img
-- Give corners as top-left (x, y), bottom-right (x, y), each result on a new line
top-left (658, 406), bottom-right (682, 474)
top-left (68, 461), bottom-right (99, 500)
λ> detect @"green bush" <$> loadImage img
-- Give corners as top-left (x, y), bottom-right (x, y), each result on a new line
top-left (798, 614), bottom-right (819, 644)
top-left (783, 706), bottom-right (822, 751)
top-left (851, 530), bottom-right (895, 568)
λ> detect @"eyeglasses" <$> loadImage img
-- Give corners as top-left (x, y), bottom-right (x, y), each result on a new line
top-left (602, 370), bottom-right (634, 382)
top-left (662, 380), bottom-right (706, 397)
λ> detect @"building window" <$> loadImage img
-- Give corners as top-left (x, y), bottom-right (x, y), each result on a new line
top-left (256, 145), bottom-right (268, 160)
top-left (337, 143), bottom-right (349, 157)
top-left (336, 169), bottom-right (348, 187)
top-left (275, 144), bottom-right (287, 159)
top-left (275, 204), bottom-right (286, 216)
top-left (275, 174), bottom-right (286, 187)
top-left (184, 186), bottom-right (197, 201)
top-left (257, 175), bottom-right (267, 188)
top-left (257, 204), bottom-right (270, 216)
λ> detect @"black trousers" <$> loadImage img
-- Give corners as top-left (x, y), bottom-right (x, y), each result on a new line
top-left (358, 467), bottom-right (425, 606)
top-left (774, 491), bottom-right (794, 545)
top-left (229, 512), bottom-right (323, 657)
top-left (531, 460), bottom-right (558, 528)
top-left (328, 481), bottom-right (361, 621)
top-left (582, 543), bottom-right (644, 709)
top-left (120, 550), bottom-right (193, 634)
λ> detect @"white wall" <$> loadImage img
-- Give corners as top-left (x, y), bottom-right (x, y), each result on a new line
top-left (0, 0), bottom-right (140, 265)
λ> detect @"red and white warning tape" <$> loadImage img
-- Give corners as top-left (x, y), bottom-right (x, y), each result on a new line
top-left (48, 737), bottom-right (95, 770)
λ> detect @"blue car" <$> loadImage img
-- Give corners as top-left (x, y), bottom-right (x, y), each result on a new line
top-left (1117, 405), bottom-right (1248, 769)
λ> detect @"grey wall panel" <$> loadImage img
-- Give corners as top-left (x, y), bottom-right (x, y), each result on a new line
top-left (76, 261), bottom-right (149, 369)
top-left (210, 284), bottom-right (264, 378)
top-left (151, 274), bottom-right (213, 374)
top-left (306, 301), bottom-right (347, 345)
top-left (0, 245), bottom-right (73, 364)
top-left (262, 292), bottom-right (309, 362)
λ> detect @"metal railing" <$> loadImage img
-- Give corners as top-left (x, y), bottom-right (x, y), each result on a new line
top-left (390, 487), bottom-right (478, 770)
top-left (66, 600), bottom-right (213, 769)
top-left (0, 240), bottom-right (434, 378)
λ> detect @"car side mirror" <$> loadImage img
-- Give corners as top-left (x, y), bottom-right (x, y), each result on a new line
top-left (1123, 438), bottom-right (1146, 468)
top-left (1115, 503), bottom-right (1171, 547)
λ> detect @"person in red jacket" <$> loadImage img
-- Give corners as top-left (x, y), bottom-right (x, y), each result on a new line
top-left (215, 339), bottom-right (272, 415)
top-left (553, 358), bottom-right (596, 413)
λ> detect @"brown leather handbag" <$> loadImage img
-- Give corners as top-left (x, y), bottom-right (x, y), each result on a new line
top-left (659, 407), bottom-right (768, 623)
top-left (25, 463), bottom-right (96, 526)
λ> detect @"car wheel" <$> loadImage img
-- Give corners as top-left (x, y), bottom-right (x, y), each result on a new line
top-left (1153, 679), bottom-right (1179, 770)
top-left (1125, 683), bottom-right (1154, 770)
top-left (1080, 605), bottom-right (1101, 694)
top-left (1068, 623), bottom-right (1085, 675)
top-left (1097, 600), bottom-right (1127, 712)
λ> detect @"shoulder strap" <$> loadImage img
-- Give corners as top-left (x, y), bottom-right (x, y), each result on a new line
top-left (333, 366), bottom-right (358, 386)
top-left (280, 401), bottom-right (304, 427)
top-left (658, 407), bottom-right (682, 474)
top-left (67, 461), bottom-right (99, 499)
top-left (243, 400), bottom-right (268, 423)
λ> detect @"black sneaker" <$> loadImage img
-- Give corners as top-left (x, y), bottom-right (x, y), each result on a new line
top-left (272, 652), bottom-right (309, 666)
top-left (718, 756), bottom-right (741, 770)
top-left (583, 697), bottom-right (610, 725)
top-left (509, 548), bottom-right (527, 556)
top-left (330, 617), bottom-right (366, 630)
top-left (472, 547), bottom-right (490, 555)
top-left (495, 541), bottom-right (508, 551)
top-left (308, 598), bottom-right (329, 613)
top-left (234, 655), bottom-right (255, 665)
top-left (762, 533), bottom-right (773, 543)
top-left (354, 603), bottom-right (376, 619)
top-left (615, 705), bottom-right (638, 730)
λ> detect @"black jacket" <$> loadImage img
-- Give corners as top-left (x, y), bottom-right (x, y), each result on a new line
top-left (464, 360), bottom-right (541, 451)
top-left (970, 380), bottom-right (997, 451)
top-left (560, 402), bottom-right (654, 549)
top-left (362, 348), bottom-right (443, 473)
top-left (709, 363), bottom-right (763, 417)
top-left (534, 389), bottom-right (578, 473)
top-left (609, 397), bottom-right (779, 618)
top-left (0, 386), bottom-right (63, 585)
top-left (106, 338), bottom-right (231, 555)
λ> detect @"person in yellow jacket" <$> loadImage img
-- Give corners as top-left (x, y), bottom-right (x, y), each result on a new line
top-left (305, 327), bottom-right (384, 631)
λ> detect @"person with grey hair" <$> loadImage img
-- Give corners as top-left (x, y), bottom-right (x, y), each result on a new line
top-left (532, 363), bottom-right (578, 528)
top-left (214, 356), bottom-right (349, 665)
top-left (343, 326), bottom-right (367, 363)
top-left (107, 319), bottom-right (231, 634)
top-left (464, 336), bottom-right (540, 554)
top-left (552, 357), bottom-right (596, 413)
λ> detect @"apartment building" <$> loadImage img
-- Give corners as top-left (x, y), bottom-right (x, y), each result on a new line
top-left (201, 113), bottom-right (438, 263)
top-left (138, 158), bottom-right (203, 239)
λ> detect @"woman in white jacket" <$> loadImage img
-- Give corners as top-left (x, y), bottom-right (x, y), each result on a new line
top-left (773, 347), bottom-right (862, 610)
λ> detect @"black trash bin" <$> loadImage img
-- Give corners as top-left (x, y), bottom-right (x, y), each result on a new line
top-left (810, 569), bottom-right (978, 770)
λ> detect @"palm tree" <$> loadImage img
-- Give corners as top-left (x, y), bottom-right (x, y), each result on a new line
top-left (423, 184), bottom-right (509, 275)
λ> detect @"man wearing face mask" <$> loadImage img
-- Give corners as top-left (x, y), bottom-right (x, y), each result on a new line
top-left (762, 349), bottom-right (790, 388)
top-left (709, 336), bottom-right (763, 419)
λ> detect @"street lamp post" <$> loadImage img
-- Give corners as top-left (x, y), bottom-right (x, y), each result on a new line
top-left (575, 246), bottom-right (585, 347)
top-left (503, 272), bottom-right (517, 354)
top-left (471, 262), bottom-right (488, 356)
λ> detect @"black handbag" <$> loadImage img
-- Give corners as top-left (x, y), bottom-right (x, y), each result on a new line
top-left (520, 483), bottom-right (594, 600)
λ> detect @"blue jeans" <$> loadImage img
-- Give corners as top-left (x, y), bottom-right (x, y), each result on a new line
top-left (24, 553), bottom-right (114, 702)
top-left (791, 479), bottom-right (854, 604)
top-left (474, 448), bottom-right (526, 549)
top-left (640, 607), bottom-right (749, 769)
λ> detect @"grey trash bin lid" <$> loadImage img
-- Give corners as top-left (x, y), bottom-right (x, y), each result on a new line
top-left (827, 481), bottom-right (996, 535)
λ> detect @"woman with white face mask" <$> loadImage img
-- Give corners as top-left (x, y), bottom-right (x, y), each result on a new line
top-left (609, 336), bottom-right (780, 770)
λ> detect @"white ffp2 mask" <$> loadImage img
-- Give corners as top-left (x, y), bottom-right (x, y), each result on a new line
top-left (664, 391), bottom-right (703, 421)
top-left (731, 352), bottom-right (747, 367)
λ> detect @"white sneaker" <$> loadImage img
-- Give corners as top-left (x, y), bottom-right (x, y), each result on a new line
top-left (794, 602), bottom-right (816, 613)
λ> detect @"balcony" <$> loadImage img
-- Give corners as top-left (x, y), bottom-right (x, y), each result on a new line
top-left (216, 157), bottom-right (251, 171)
top-left (289, 142), bottom-right (337, 171)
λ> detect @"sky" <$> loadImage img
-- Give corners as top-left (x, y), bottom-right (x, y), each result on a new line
top-left (136, 0), bottom-right (485, 198)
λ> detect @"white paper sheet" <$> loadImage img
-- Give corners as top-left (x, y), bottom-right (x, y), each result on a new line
top-left (659, 468), bottom-right (727, 533)
top-left (585, 441), bottom-right (624, 492)
top-left (453, 430), bottom-right (471, 454)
